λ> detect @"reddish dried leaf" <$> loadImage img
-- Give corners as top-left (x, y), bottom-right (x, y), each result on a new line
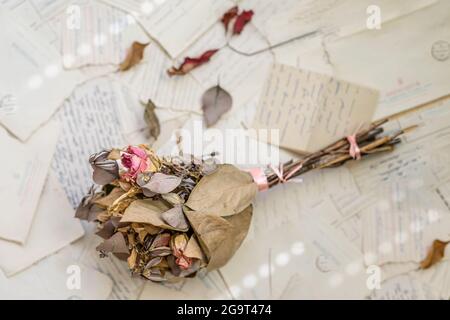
top-left (167, 49), bottom-right (219, 76)
top-left (221, 6), bottom-right (239, 32)
top-left (233, 10), bottom-right (254, 35)
top-left (420, 239), bottom-right (449, 269)
top-left (119, 41), bottom-right (149, 72)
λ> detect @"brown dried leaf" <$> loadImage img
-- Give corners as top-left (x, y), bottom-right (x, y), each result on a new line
top-left (119, 41), bottom-right (149, 71)
top-left (144, 100), bottom-right (161, 141)
top-left (185, 164), bottom-right (257, 216)
top-left (184, 235), bottom-right (206, 262)
top-left (420, 239), bottom-right (450, 269)
top-left (96, 217), bottom-right (121, 239)
top-left (202, 85), bottom-right (232, 127)
top-left (93, 187), bottom-right (126, 208)
top-left (185, 205), bottom-right (252, 271)
top-left (144, 224), bottom-right (161, 235)
top-left (96, 232), bottom-right (129, 254)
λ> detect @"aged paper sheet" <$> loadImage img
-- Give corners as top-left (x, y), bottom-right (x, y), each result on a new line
top-left (252, 64), bottom-right (378, 153)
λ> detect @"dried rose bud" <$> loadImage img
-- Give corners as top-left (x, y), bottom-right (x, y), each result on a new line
top-left (89, 150), bottom-right (119, 185)
top-left (121, 146), bottom-right (151, 181)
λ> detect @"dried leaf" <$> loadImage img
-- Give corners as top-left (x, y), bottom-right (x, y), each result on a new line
top-left (185, 164), bottom-right (257, 216)
top-left (201, 85), bottom-right (232, 127)
top-left (233, 10), bottom-right (254, 35)
top-left (150, 233), bottom-right (171, 249)
top-left (221, 6), bottom-right (239, 32)
top-left (87, 205), bottom-right (106, 222)
top-left (89, 150), bottom-right (119, 185)
top-left (128, 248), bottom-right (138, 269)
top-left (142, 268), bottom-right (166, 282)
top-left (184, 235), bottom-right (206, 262)
top-left (184, 205), bottom-right (252, 271)
top-left (93, 187), bottom-right (126, 208)
top-left (96, 232), bottom-right (129, 254)
top-left (420, 239), bottom-right (450, 269)
top-left (171, 233), bottom-right (189, 253)
top-left (120, 199), bottom-right (187, 231)
top-left (96, 217), bottom-right (121, 239)
top-left (75, 186), bottom-right (102, 220)
top-left (119, 41), bottom-right (149, 71)
top-left (150, 246), bottom-right (172, 257)
top-left (145, 257), bottom-right (163, 269)
top-left (144, 224), bottom-right (161, 235)
top-left (167, 49), bottom-right (218, 76)
top-left (161, 205), bottom-right (189, 231)
top-left (144, 100), bottom-right (160, 141)
top-left (140, 173), bottom-right (182, 194)
top-left (201, 158), bottom-right (218, 176)
top-left (162, 193), bottom-right (184, 205)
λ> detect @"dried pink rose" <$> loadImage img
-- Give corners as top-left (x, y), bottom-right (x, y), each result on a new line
top-left (121, 146), bottom-right (150, 181)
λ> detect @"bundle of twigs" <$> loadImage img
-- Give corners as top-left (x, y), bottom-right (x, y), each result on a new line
top-left (266, 119), bottom-right (409, 188)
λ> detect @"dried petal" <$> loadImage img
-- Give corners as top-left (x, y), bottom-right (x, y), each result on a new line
top-left (201, 158), bottom-right (218, 176)
top-left (142, 268), bottom-right (166, 282)
top-left (167, 49), bottom-right (218, 76)
top-left (145, 256), bottom-right (163, 269)
top-left (141, 173), bottom-right (182, 194)
top-left (150, 233), bottom-right (171, 249)
top-left (233, 10), bottom-right (254, 35)
top-left (201, 85), bottom-right (232, 127)
top-left (119, 41), bottom-right (149, 71)
top-left (149, 246), bottom-right (172, 257)
top-left (221, 6), bottom-right (239, 32)
top-left (171, 233), bottom-right (189, 253)
top-left (89, 150), bottom-right (119, 185)
top-left (161, 205), bottom-right (189, 231)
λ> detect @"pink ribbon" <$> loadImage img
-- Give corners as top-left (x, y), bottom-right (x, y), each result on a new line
top-left (346, 134), bottom-right (361, 160)
top-left (269, 164), bottom-right (286, 184)
top-left (248, 167), bottom-right (269, 191)
top-left (284, 163), bottom-right (303, 180)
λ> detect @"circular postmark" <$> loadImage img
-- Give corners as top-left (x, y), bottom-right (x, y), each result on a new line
top-left (431, 40), bottom-right (450, 62)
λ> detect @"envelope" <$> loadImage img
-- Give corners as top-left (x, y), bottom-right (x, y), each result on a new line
top-left (0, 173), bottom-right (84, 276)
top-left (0, 121), bottom-right (60, 243)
